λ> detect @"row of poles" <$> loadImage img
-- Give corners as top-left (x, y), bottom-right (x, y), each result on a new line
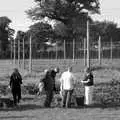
top-left (11, 35), bottom-right (32, 73)
top-left (11, 13), bottom-right (114, 73)
top-left (11, 35), bottom-right (107, 73)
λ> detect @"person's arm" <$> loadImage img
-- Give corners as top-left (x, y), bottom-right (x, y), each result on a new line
top-left (18, 73), bottom-right (22, 84)
top-left (72, 74), bottom-right (76, 88)
top-left (59, 75), bottom-right (63, 91)
top-left (10, 74), bottom-right (13, 88)
top-left (81, 74), bottom-right (90, 83)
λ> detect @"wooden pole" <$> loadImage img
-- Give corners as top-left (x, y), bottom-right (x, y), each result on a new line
top-left (98, 36), bottom-right (101, 65)
top-left (73, 39), bottom-right (75, 62)
top-left (18, 39), bottom-right (20, 68)
top-left (22, 37), bottom-right (25, 69)
top-left (13, 38), bottom-right (16, 67)
top-left (110, 38), bottom-right (112, 61)
top-left (64, 40), bottom-right (66, 60)
top-left (86, 13), bottom-right (90, 68)
top-left (29, 35), bottom-right (32, 73)
top-left (10, 40), bottom-right (13, 60)
top-left (84, 38), bottom-right (86, 66)
top-left (56, 41), bottom-right (58, 60)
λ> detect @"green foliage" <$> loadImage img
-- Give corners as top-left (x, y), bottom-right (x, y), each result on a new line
top-left (0, 16), bottom-right (15, 58)
top-left (27, 0), bottom-right (100, 22)
top-left (28, 22), bottom-right (54, 43)
top-left (26, 0), bottom-right (100, 42)
top-left (90, 21), bottom-right (118, 42)
top-left (1, 79), bottom-right (120, 106)
top-left (15, 31), bottom-right (25, 42)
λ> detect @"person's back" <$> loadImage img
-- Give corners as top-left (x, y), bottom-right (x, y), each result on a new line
top-left (43, 67), bottom-right (59, 107)
top-left (44, 68), bottom-right (59, 91)
top-left (10, 68), bottom-right (22, 106)
top-left (60, 67), bottom-right (75, 108)
top-left (10, 69), bottom-right (22, 89)
top-left (61, 71), bottom-right (74, 90)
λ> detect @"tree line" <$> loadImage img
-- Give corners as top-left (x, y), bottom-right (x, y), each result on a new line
top-left (0, 0), bottom-right (120, 59)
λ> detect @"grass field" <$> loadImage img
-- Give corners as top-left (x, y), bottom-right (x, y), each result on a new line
top-left (0, 59), bottom-right (120, 120)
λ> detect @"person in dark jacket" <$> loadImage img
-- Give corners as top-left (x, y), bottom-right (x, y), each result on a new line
top-left (81, 67), bottom-right (94, 105)
top-left (43, 67), bottom-right (59, 107)
top-left (10, 68), bottom-right (22, 106)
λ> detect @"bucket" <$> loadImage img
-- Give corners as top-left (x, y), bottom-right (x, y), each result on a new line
top-left (76, 96), bottom-right (84, 106)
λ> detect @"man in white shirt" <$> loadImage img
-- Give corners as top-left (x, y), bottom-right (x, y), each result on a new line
top-left (60, 67), bottom-right (76, 108)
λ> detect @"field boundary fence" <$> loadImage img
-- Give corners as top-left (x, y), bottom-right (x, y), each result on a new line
top-left (10, 38), bottom-right (120, 72)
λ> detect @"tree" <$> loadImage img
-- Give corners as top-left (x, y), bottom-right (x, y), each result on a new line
top-left (90, 21), bottom-right (118, 42)
top-left (26, 0), bottom-right (100, 41)
top-left (26, 0), bottom-right (100, 23)
top-left (0, 16), bottom-right (14, 58)
top-left (15, 31), bottom-right (25, 42)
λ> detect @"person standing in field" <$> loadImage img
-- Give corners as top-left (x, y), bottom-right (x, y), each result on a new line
top-left (43, 67), bottom-right (59, 107)
top-left (10, 68), bottom-right (22, 106)
top-left (60, 67), bottom-right (76, 108)
top-left (81, 67), bottom-right (94, 105)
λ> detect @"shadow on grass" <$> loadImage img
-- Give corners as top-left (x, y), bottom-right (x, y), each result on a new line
top-left (1, 102), bottom-right (120, 111)
top-left (0, 115), bottom-right (34, 119)
top-left (0, 103), bottom-right (43, 111)
top-left (72, 103), bottom-right (120, 110)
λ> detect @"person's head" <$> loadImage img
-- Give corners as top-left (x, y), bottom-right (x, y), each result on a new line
top-left (84, 67), bottom-right (91, 73)
top-left (54, 67), bottom-right (59, 73)
top-left (44, 69), bottom-right (49, 74)
top-left (68, 66), bottom-right (72, 72)
top-left (13, 68), bottom-right (19, 73)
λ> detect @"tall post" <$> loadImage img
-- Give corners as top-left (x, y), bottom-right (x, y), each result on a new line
top-left (29, 35), bottom-right (32, 73)
top-left (86, 13), bottom-right (90, 68)
top-left (10, 40), bottom-right (13, 60)
top-left (64, 40), bottom-right (66, 60)
top-left (13, 38), bottom-right (16, 67)
top-left (22, 37), bottom-right (25, 69)
top-left (84, 38), bottom-right (86, 66)
top-left (98, 36), bottom-right (101, 65)
top-left (73, 39), bottom-right (75, 62)
top-left (56, 41), bottom-right (58, 60)
top-left (110, 38), bottom-right (112, 61)
top-left (18, 39), bottom-right (20, 68)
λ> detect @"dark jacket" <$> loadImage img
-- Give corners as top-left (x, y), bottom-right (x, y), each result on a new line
top-left (10, 72), bottom-right (22, 89)
top-left (83, 73), bottom-right (94, 86)
top-left (41, 70), bottom-right (57, 91)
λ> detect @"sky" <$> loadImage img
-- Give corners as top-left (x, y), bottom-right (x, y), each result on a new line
top-left (0, 0), bottom-right (35, 32)
top-left (0, 0), bottom-right (120, 33)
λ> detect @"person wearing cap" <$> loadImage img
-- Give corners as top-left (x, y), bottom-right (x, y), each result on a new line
top-left (81, 67), bottom-right (94, 105)
top-left (10, 68), bottom-right (22, 106)
top-left (43, 67), bottom-right (59, 107)
top-left (60, 67), bottom-right (76, 108)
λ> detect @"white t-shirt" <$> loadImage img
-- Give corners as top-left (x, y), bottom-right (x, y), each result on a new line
top-left (60, 71), bottom-right (75, 90)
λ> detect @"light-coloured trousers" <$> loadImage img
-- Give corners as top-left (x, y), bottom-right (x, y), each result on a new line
top-left (84, 86), bottom-right (94, 105)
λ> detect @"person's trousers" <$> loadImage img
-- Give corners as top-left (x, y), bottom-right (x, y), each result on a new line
top-left (12, 87), bottom-right (21, 105)
top-left (84, 86), bottom-right (93, 105)
top-left (62, 89), bottom-right (73, 108)
top-left (44, 90), bottom-right (53, 107)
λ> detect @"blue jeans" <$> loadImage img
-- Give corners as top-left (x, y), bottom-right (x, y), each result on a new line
top-left (62, 89), bottom-right (73, 108)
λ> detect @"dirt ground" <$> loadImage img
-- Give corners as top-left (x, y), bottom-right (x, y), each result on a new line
top-left (0, 104), bottom-right (120, 120)
top-left (0, 95), bottom-right (120, 120)
top-left (0, 59), bottom-right (120, 120)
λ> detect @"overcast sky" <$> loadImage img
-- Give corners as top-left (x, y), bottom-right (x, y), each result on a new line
top-left (0, 0), bottom-right (120, 32)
